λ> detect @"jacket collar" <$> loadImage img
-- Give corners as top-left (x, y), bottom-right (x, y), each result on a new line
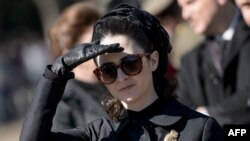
top-left (117, 99), bottom-right (188, 127)
top-left (148, 99), bottom-right (188, 126)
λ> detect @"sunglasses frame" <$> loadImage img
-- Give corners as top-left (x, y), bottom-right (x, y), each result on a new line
top-left (93, 53), bottom-right (150, 84)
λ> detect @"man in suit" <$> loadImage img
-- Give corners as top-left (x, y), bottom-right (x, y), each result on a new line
top-left (234, 0), bottom-right (250, 108)
top-left (235, 0), bottom-right (250, 26)
top-left (177, 0), bottom-right (250, 125)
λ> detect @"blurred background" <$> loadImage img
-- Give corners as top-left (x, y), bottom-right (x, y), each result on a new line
top-left (0, 0), bottom-right (201, 140)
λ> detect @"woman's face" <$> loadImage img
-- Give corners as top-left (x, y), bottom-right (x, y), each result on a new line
top-left (96, 34), bottom-right (159, 110)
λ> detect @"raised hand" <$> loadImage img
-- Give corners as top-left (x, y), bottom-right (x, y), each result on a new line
top-left (51, 41), bottom-right (123, 75)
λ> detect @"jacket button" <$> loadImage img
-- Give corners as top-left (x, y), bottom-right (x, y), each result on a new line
top-left (208, 73), bottom-right (219, 85)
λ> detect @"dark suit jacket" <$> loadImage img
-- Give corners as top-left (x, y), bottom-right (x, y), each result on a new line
top-left (177, 17), bottom-right (250, 125)
top-left (20, 67), bottom-right (223, 141)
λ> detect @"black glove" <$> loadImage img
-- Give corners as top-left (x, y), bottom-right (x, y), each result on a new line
top-left (51, 41), bottom-right (123, 76)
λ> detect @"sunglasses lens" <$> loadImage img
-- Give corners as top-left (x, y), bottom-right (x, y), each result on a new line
top-left (99, 64), bottom-right (117, 84)
top-left (95, 54), bottom-right (145, 84)
top-left (122, 55), bottom-right (142, 75)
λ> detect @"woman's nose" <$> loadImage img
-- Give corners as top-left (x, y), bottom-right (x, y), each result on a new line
top-left (116, 68), bottom-right (128, 82)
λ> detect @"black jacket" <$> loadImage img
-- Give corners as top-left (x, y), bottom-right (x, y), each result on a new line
top-left (177, 17), bottom-right (250, 125)
top-left (52, 79), bottom-right (108, 131)
top-left (20, 67), bottom-right (223, 141)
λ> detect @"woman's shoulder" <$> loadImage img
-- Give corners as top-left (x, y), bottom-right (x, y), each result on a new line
top-left (146, 99), bottom-right (211, 127)
top-left (171, 99), bottom-right (217, 121)
top-left (160, 99), bottom-right (223, 140)
top-left (158, 99), bottom-right (221, 129)
top-left (180, 104), bottom-right (223, 140)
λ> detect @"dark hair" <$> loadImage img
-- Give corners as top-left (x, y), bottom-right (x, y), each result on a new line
top-left (107, 0), bottom-right (140, 12)
top-left (92, 4), bottom-right (177, 120)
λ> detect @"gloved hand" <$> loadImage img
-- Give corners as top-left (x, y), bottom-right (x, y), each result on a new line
top-left (51, 41), bottom-right (123, 76)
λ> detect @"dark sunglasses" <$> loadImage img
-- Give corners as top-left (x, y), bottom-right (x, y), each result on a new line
top-left (94, 53), bottom-right (150, 84)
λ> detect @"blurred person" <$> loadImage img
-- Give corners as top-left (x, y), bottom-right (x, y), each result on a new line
top-left (20, 4), bottom-right (223, 141)
top-left (0, 0), bottom-right (44, 123)
top-left (234, 0), bottom-right (250, 108)
top-left (48, 1), bottom-right (109, 131)
top-left (0, 31), bottom-right (47, 123)
top-left (234, 0), bottom-right (250, 26)
top-left (177, 0), bottom-right (250, 125)
top-left (141, 0), bottom-right (202, 80)
top-left (0, 45), bottom-right (19, 122)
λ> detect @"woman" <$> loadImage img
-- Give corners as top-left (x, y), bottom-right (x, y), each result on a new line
top-left (48, 1), bottom-right (108, 131)
top-left (20, 4), bottom-right (223, 141)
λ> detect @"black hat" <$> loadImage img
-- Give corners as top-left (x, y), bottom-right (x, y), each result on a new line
top-left (95, 3), bottom-right (172, 54)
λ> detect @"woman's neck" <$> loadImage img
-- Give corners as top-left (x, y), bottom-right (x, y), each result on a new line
top-left (121, 88), bottom-right (159, 112)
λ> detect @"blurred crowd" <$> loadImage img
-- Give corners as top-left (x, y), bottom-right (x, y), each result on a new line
top-left (1, 0), bottom-right (250, 140)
